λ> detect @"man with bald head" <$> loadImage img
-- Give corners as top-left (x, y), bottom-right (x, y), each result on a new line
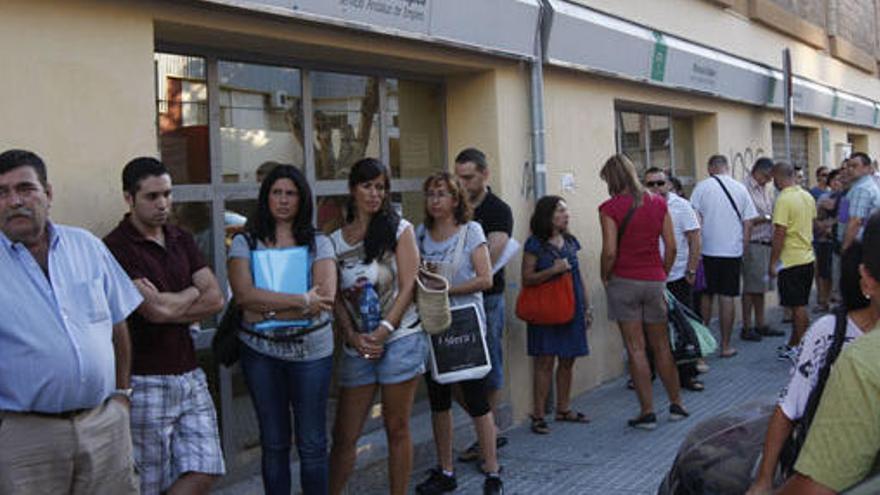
top-left (768, 161), bottom-right (816, 362)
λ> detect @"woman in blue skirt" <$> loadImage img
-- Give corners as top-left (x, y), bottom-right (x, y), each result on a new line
top-left (521, 195), bottom-right (591, 434)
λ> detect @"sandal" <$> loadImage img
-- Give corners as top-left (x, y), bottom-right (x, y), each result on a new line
top-left (530, 415), bottom-right (550, 434)
top-left (720, 348), bottom-right (738, 358)
top-left (555, 410), bottom-right (591, 423)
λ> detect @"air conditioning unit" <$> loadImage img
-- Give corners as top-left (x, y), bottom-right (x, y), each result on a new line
top-left (271, 90), bottom-right (291, 110)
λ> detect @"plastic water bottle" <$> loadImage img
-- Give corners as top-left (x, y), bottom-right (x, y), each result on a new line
top-left (359, 282), bottom-right (382, 333)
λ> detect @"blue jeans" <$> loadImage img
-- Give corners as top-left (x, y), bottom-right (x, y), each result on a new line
top-left (239, 345), bottom-right (333, 495)
top-left (483, 293), bottom-right (505, 390)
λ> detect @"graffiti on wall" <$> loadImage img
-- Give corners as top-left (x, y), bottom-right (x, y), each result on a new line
top-left (729, 146), bottom-right (766, 181)
top-left (520, 160), bottom-right (534, 198)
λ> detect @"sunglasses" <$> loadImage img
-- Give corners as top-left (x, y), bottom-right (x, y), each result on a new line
top-left (645, 180), bottom-right (666, 187)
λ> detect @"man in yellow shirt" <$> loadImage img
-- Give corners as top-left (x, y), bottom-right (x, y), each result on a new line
top-left (769, 161), bottom-right (816, 361)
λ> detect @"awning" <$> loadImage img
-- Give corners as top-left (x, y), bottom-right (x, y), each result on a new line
top-left (191, 0), bottom-right (541, 60)
top-left (545, 0), bottom-right (879, 128)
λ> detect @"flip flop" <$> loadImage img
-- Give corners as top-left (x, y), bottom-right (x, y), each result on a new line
top-left (555, 410), bottom-right (591, 423)
top-left (720, 348), bottom-right (738, 358)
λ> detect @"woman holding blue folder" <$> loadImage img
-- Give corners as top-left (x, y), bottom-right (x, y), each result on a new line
top-left (329, 158), bottom-right (426, 495)
top-left (227, 164), bottom-right (337, 495)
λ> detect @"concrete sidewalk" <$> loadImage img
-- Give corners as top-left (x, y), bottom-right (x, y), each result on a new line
top-left (216, 306), bottom-right (794, 494)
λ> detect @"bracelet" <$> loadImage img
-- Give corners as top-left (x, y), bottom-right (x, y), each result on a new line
top-left (379, 319), bottom-right (395, 333)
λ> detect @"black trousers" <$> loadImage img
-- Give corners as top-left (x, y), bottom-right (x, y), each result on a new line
top-left (667, 278), bottom-right (699, 386)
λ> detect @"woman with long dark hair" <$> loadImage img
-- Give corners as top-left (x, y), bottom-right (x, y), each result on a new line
top-left (328, 158), bottom-right (424, 495)
top-left (227, 164), bottom-right (337, 494)
top-left (414, 172), bottom-right (503, 495)
top-left (522, 195), bottom-right (592, 435)
top-left (746, 241), bottom-right (879, 494)
top-left (599, 154), bottom-right (687, 430)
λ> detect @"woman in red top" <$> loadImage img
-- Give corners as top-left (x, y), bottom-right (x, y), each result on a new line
top-left (599, 154), bottom-right (689, 430)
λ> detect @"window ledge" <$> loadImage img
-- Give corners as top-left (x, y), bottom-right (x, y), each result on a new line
top-left (747, 0), bottom-right (827, 50)
top-left (828, 35), bottom-right (877, 75)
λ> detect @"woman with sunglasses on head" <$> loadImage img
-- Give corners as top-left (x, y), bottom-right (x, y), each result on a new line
top-left (227, 164), bottom-right (337, 495)
top-left (414, 172), bottom-right (503, 495)
top-left (328, 158), bottom-right (425, 495)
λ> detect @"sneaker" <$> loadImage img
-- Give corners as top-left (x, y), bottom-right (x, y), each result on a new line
top-left (740, 327), bottom-right (763, 342)
top-left (627, 412), bottom-right (657, 430)
top-left (416, 468), bottom-right (457, 495)
top-left (669, 403), bottom-right (690, 421)
top-left (756, 325), bottom-right (785, 337)
top-left (483, 474), bottom-right (504, 495)
top-left (777, 345), bottom-right (797, 363)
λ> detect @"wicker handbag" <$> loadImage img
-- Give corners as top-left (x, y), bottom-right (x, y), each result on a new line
top-left (416, 267), bottom-right (451, 335)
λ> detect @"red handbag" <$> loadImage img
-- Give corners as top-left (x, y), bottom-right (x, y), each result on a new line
top-left (515, 271), bottom-right (576, 325)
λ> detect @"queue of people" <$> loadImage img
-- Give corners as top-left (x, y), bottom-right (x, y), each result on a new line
top-left (3, 142), bottom-right (879, 495)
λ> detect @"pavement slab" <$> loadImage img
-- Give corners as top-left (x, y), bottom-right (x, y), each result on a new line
top-left (216, 306), bottom-right (796, 494)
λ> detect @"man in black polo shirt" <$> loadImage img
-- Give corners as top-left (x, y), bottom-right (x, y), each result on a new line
top-left (104, 157), bottom-right (226, 495)
top-left (454, 148), bottom-right (513, 462)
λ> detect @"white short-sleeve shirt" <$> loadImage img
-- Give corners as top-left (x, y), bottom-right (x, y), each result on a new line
top-left (661, 192), bottom-right (701, 282)
top-left (777, 313), bottom-right (863, 420)
top-left (690, 174), bottom-right (759, 257)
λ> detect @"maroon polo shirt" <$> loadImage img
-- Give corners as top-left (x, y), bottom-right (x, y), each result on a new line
top-left (104, 215), bottom-right (206, 375)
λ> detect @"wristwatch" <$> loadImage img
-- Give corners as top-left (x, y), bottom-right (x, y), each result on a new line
top-left (264, 310), bottom-right (277, 320)
top-left (686, 270), bottom-right (697, 276)
top-left (111, 388), bottom-right (133, 400)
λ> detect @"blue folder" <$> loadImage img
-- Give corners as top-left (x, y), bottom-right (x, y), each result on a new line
top-left (251, 246), bottom-right (311, 331)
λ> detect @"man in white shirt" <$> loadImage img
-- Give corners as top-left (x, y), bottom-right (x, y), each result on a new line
top-left (690, 155), bottom-right (759, 358)
top-left (645, 167), bottom-right (704, 391)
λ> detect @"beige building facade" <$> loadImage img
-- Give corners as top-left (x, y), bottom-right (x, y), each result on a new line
top-left (3, 0), bottom-right (880, 472)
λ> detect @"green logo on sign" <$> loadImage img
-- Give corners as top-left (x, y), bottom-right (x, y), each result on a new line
top-left (651, 32), bottom-right (668, 82)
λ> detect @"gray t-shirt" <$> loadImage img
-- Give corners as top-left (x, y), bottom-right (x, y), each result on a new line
top-left (228, 233), bottom-right (335, 362)
top-left (417, 221), bottom-right (488, 330)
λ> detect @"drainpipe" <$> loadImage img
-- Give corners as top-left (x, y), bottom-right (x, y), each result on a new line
top-left (530, 1), bottom-right (552, 200)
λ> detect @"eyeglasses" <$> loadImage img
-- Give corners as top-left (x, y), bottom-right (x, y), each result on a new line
top-left (645, 180), bottom-right (666, 187)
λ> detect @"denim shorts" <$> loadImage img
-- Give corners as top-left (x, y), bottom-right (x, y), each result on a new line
top-left (483, 293), bottom-right (505, 390)
top-left (339, 332), bottom-right (428, 388)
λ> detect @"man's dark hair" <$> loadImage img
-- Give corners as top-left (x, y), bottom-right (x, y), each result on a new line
top-left (455, 148), bottom-right (488, 172)
top-left (0, 149), bottom-right (48, 186)
top-left (863, 211), bottom-right (880, 281)
top-left (752, 157), bottom-right (774, 175)
top-left (644, 166), bottom-right (665, 176)
top-left (815, 166), bottom-right (829, 179)
top-left (772, 160), bottom-right (796, 178)
top-left (707, 154), bottom-right (728, 169)
top-left (850, 152), bottom-right (872, 168)
top-left (122, 157), bottom-right (170, 195)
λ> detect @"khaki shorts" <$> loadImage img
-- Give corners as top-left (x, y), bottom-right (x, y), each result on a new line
top-left (605, 276), bottom-right (667, 323)
top-left (742, 242), bottom-right (772, 293)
